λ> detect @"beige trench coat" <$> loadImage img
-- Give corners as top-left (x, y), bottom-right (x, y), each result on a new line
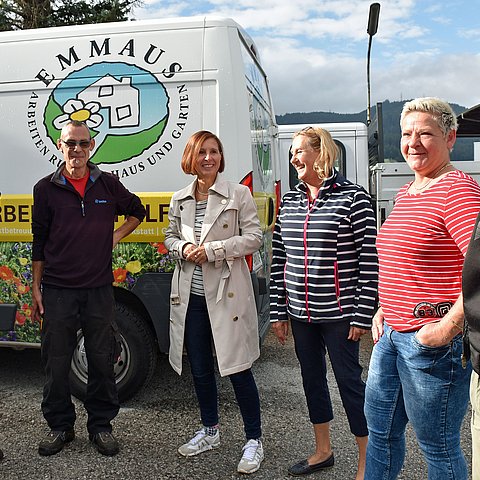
top-left (164, 174), bottom-right (262, 377)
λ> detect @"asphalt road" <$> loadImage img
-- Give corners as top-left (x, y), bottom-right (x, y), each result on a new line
top-left (0, 330), bottom-right (472, 479)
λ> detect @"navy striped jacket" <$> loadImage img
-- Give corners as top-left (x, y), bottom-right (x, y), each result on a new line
top-left (270, 170), bottom-right (378, 328)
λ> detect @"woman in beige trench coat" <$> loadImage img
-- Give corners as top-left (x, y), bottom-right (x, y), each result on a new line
top-left (164, 130), bottom-right (264, 474)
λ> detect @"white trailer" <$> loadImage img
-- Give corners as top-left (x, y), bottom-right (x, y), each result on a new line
top-left (277, 122), bottom-right (480, 231)
top-left (278, 122), bottom-right (369, 195)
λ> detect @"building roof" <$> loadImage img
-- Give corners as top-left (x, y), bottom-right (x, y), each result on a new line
top-left (457, 104), bottom-right (480, 137)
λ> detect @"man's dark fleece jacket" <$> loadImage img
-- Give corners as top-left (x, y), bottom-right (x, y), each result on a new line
top-left (463, 211), bottom-right (480, 375)
top-left (32, 161), bottom-right (146, 289)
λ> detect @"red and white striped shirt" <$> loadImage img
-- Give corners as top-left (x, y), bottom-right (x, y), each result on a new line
top-left (377, 170), bottom-right (480, 331)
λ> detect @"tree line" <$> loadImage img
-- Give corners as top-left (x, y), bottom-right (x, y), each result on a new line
top-left (277, 99), bottom-right (480, 162)
top-left (0, 0), bottom-right (141, 30)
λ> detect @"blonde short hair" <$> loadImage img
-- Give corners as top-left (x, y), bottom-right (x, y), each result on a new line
top-left (400, 97), bottom-right (458, 136)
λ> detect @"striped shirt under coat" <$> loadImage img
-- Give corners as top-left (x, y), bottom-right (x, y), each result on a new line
top-left (270, 170), bottom-right (378, 328)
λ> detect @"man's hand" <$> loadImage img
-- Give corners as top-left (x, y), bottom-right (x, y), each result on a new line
top-left (113, 216), bottom-right (141, 248)
top-left (32, 260), bottom-right (45, 323)
top-left (32, 287), bottom-right (44, 323)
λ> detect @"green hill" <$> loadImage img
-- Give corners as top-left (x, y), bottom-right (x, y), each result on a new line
top-left (276, 99), bottom-right (478, 162)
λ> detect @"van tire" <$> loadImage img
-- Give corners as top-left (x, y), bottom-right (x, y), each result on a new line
top-left (69, 303), bottom-right (158, 403)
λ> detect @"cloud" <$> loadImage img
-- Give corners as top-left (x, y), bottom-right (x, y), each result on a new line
top-left (432, 16), bottom-right (451, 26)
top-left (374, 53), bottom-right (480, 109)
top-left (257, 36), bottom-right (365, 114)
top-left (131, 0), bottom-right (480, 113)
top-left (134, 0), bottom-right (419, 42)
top-left (459, 28), bottom-right (480, 40)
top-left (132, 0), bottom-right (190, 18)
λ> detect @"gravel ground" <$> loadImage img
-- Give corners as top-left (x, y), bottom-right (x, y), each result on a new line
top-left (0, 330), bottom-right (472, 480)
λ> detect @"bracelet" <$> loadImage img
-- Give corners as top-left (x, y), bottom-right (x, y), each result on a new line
top-left (450, 318), bottom-right (464, 332)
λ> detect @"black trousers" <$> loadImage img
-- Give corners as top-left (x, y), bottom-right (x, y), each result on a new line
top-left (290, 318), bottom-right (368, 437)
top-left (41, 285), bottom-right (119, 434)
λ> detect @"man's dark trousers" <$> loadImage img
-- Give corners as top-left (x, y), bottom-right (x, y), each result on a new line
top-left (41, 285), bottom-right (120, 434)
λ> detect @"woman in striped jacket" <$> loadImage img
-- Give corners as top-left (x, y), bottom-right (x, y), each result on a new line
top-left (270, 126), bottom-right (378, 478)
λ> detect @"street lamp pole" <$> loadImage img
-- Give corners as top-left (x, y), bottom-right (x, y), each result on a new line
top-left (367, 2), bottom-right (380, 126)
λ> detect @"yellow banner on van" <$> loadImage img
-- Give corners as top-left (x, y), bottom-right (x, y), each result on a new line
top-left (0, 193), bottom-right (173, 243)
top-left (129, 192), bottom-right (173, 242)
top-left (0, 191), bottom-right (274, 243)
top-left (0, 194), bottom-right (33, 242)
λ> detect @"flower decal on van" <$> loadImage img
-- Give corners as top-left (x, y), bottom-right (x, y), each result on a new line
top-left (112, 243), bottom-right (175, 288)
top-left (43, 62), bottom-right (169, 166)
top-left (0, 243), bottom-right (38, 343)
top-left (53, 99), bottom-right (103, 130)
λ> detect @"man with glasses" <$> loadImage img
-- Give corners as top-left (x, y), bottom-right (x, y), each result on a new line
top-left (31, 120), bottom-right (146, 457)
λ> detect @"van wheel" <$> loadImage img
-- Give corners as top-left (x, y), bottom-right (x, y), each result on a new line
top-left (69, 303), bottom-right (158, 403)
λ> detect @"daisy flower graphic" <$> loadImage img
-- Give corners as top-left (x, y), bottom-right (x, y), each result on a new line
top-left (53, 99), bottom-right (103, 129)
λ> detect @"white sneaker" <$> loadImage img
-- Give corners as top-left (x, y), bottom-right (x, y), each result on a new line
top-left (178, 428), bottom-right (220, 457)
top-left (237, 439), bottom-right (264, 474)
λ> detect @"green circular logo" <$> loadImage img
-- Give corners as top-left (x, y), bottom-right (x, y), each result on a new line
top-left (44, 62), bottom-right (169, 165)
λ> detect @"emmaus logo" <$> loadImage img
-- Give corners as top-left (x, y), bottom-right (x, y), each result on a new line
top-left (44, 62), bottom-right (169, 166)
top-left (28, 37), bottom-right (190, 178)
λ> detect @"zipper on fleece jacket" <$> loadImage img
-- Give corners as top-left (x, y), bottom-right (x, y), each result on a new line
top-left (303, 203), bottom-right (313, 322)
top-left (78, 174), bottom-right (96, 217)
top-left (59, 174), bottom-right (96, 218)
top-left (303, 193), bottom-right (342, 321)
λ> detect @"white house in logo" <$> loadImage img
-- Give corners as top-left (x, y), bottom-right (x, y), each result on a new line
top-left (45, 62), bottom-right (169, 166)
top-left (78, 75), bottom-right (140, 128)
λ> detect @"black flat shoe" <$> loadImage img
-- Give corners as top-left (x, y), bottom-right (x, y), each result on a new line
top-left (288, 454), bottom-right (335, 476)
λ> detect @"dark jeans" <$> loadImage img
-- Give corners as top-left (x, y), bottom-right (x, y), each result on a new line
top-left (184, 294), bottom-right (262, 440)
top-left (41, 285), bottom-right (120, 435)
top-left (291, 318), bottom-right (368, 437)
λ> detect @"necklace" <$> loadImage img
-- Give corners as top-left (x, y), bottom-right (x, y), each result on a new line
top-left (412, 163), bottom-right (452, 191)
top-left (196, 186), bottom-right (209, 196)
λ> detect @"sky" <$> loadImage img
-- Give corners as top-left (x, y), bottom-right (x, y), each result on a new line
top-left (131, 0), bottom-right (480, 115)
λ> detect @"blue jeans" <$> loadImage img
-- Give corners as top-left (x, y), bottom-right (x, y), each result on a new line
top-left (364, 324), bottom-right (471, 480)
top-left (184, 294), bottom-right (262, 440)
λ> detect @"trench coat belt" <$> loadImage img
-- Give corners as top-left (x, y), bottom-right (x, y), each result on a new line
top-left (216, 258), bottom-right (234, 303)
top-left (169, 260), bottom-right (182, 305)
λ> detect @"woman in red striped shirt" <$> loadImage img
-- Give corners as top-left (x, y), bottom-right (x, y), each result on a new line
top-left (364, 97), bottom-right (480, 480)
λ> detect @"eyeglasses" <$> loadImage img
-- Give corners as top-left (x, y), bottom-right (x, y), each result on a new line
top-left (60, 139), bottom-right (91, 149)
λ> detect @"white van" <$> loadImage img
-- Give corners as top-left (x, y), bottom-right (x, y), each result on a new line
top-left (278, 123), bottom-right (369, 194)
top-left (0, 17), bottom-right (279, 401)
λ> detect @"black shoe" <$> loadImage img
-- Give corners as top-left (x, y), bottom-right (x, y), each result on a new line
top-left (89, 432), bottom-right (119, 456)
top-left (38, 429), bottom-right (75, 456)
top-left (288, 454), bottom-right (335, 476)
